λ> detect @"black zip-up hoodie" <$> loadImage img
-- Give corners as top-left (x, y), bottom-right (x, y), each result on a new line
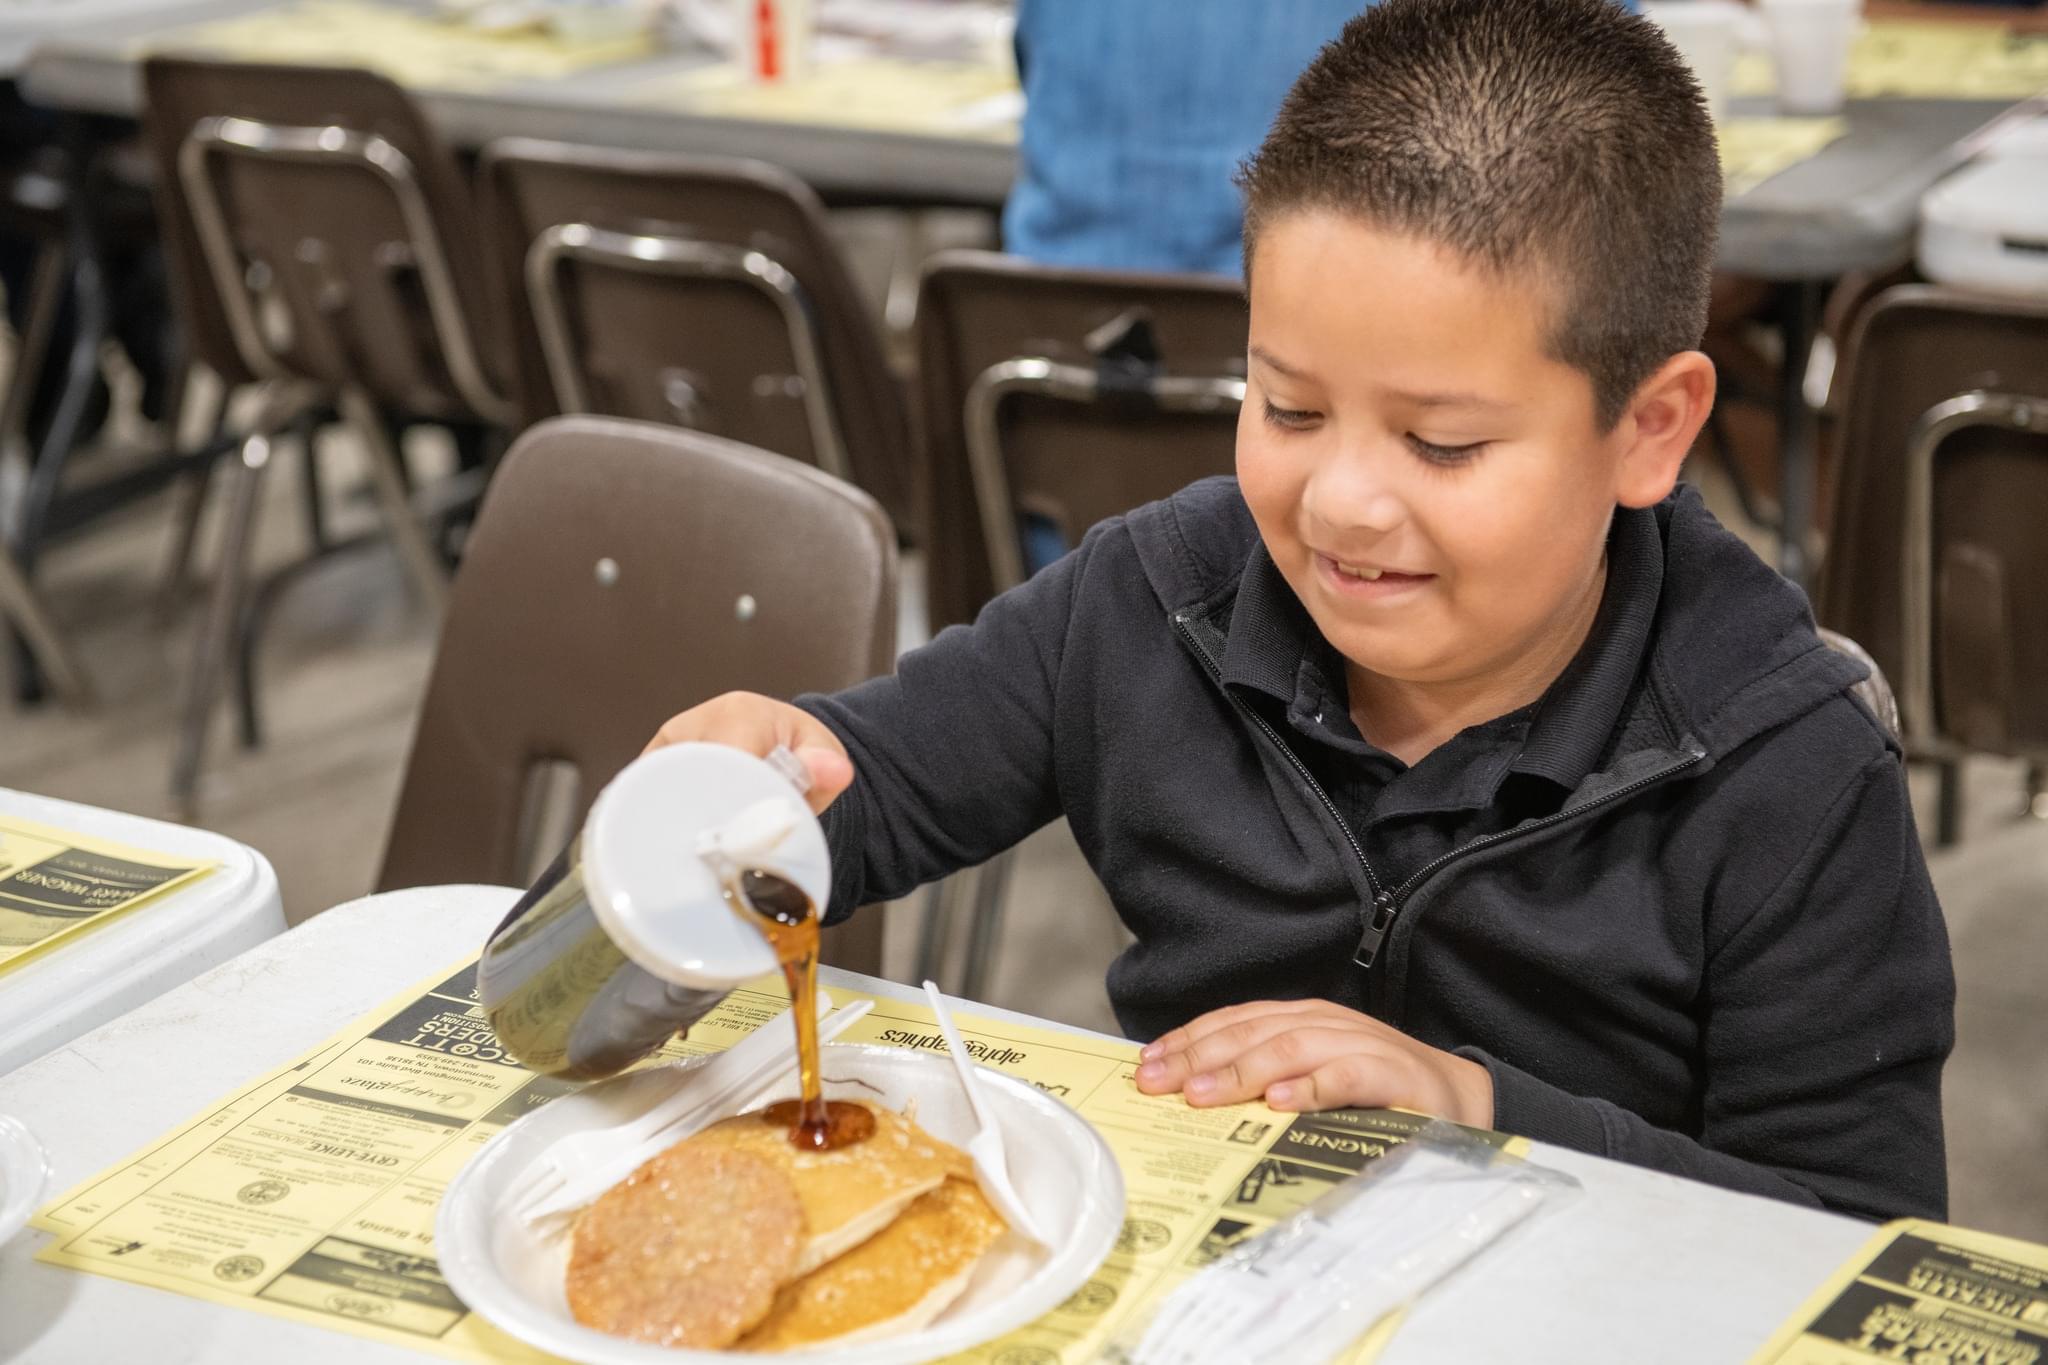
top-left (802, 478), bottom-right (1954, 1222)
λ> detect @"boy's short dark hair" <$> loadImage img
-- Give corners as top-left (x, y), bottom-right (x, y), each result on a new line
top-left (1238, 0), bottom-right (1721, 427)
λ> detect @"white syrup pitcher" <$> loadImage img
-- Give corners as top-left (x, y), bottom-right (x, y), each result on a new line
top-left (478, 742), bottom-right (831, 1079)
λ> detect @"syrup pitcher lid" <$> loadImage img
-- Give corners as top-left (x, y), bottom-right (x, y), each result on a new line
top-left (582, 742), bottom-right (832, 990)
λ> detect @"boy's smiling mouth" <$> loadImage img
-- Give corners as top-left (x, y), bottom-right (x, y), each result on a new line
top-left (1314, 551), bottom-right (1435, 598)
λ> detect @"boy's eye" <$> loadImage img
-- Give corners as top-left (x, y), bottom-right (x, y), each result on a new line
top-left (1260, 399), bottom-right (1319, 431)
top-left (1406, 434), bottom-right (1487, 466)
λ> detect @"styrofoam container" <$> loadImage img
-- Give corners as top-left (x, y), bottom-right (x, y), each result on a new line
top-left (1920, 156), bottom-right (2048, 299)
top-left (1643, 1), bottom-right (1748, 121)
top-left (437, 1044), bottom-right (1125, 1363)
top-left (1756, 0), bottom-right (1861, 115)
top-left (0, 1115), bottom-right (48, 1247)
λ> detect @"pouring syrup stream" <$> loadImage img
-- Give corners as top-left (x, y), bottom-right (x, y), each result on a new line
top-left (724, 867), bottom-right (875, 1151)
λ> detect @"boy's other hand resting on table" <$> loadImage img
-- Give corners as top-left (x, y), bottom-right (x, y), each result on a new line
top-left (645, 692), bottom-right (854, 818)
top-left (1135, 999), bottom-right (1494, 1129)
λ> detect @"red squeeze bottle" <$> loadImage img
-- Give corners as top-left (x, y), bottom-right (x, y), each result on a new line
top-left (756, 0), bottom-right (781, 81)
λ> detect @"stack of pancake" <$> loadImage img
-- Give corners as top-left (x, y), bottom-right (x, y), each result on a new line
top-left (564, 1102), bottom-right (1010, 1351)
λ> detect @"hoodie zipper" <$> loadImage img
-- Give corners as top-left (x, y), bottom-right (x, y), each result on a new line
top-left (1354, 745), bottom-right (1706, 966)
top-left (1174, 609), bottom-right (1705, 970)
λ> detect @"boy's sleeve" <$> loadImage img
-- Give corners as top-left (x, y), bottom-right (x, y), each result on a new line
top-left (1461, 752), bottom-right (1955, 1221)
top-left (795, 522), bottom-right (1105, 922)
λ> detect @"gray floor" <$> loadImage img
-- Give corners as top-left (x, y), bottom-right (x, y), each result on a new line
top-left (4, 426), bottom-right (2044, 1244)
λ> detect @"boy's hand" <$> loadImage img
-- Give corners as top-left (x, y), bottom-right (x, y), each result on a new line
top-left (644, 692), bottom-right (854, 817)
top-left (1133, 999), bottom-right (1495, 1129)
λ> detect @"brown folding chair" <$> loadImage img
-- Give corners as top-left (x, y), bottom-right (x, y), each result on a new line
top-left (1816, 285), bottom-right (2048, 842)
top-left (916, 249), bottom-right (1247, 633)
top-left (376, 417), bottom-right (898, 976)
top-left (477, 139), bottom-right (916, 538)
top-left (912, 250), bottom-right (1247, 996)
top-left (140, 58), bottom-right (519, 810)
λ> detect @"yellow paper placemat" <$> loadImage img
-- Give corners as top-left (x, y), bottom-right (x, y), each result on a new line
top-left (1735, 19), bottom-right (2048, 102)
top-left (34, 953), bottom-right (1520, 1362)
top-left (1720, 116), bottom-right (1848, 196)
top-left (1750, 1218), bottom-right (2048, 1363)
top-left (631, 56), bottom-right (1020, 139)
top-left (141, 0), bottom-right (655, 91)
top-left (0, 813), bottom-right (216, 977)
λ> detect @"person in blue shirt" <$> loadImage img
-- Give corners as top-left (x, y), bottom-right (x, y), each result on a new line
top-left (1002, 1), bottom-right (1364, 277)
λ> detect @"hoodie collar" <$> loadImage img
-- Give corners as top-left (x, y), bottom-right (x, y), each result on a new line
top-left (1216, 506), bottom-right (1664, 795)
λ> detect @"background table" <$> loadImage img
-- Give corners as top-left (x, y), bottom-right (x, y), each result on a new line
top-left (0, 786), bottom-right (282, 1076)
top-left (1, 883), bottom-right (1880, 1363)
top-left (17, 0), bottom-right (1010, 206)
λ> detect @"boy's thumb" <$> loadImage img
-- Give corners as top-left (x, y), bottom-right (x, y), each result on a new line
top-left (795, 745), bottom-right (854, 811)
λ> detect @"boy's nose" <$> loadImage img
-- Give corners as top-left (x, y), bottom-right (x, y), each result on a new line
top-left (1304, 454), bottom-right (1406, 536)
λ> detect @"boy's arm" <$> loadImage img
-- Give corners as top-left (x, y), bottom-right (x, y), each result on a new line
top-left (796, 522), bottom-right (1101, 921)
top-left (1463, 752), bottom-right (1955, 1221)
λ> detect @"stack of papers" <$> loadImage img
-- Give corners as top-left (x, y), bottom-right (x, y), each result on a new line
top-left (139, 0), bottom-right (656, 89)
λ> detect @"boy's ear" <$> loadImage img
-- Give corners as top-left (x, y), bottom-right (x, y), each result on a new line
top-left (1613, 351), bottom-right (1716, 509)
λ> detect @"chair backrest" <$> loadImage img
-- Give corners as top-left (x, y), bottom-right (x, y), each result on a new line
top-left (1816, 628), bottom-right (1901, 747)
top-left (477, 139), bottom-right (914, 534)
top-left (1817, 286), bottom-right (2048, 754)
top-left (915, 250), bottom-right (1247, 630)
top-left (140, 58), bottom-right (512, 421)
top-left (376, 417), bottom-right (898, 971)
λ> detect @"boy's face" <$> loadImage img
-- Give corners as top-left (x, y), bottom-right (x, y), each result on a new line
top-left (1238, 212), bottom-right (1651, 695)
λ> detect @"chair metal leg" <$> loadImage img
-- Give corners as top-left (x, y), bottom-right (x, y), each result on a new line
top-left (169, 382), bottom-right (311, 812)
top-left (336, 389), bottom-right (448, 612)
top-left (295, 410), bottom-right (329, 554)
top-left (2026, 762), bottom-right (2046, 821)
top-left (154, 374), bottom-right (232, 622)
top-left (1935, 756), bottom-right (1964, 848)
top-left (0, 546), bottom-right (92, 706)
top-left (7, 208), bottom-right (109, 704)
top-left (233, 583), bottom-right (264, 751)
top-left (0, 242), bottom-right (70, 461)
top-left (958, 848), bottom-right (1016, 1001)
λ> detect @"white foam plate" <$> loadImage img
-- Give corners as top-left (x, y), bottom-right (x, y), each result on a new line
top-left (0, 1114), bottom-right (49, 1247)
top-left (438, 1044), bottom-right (1125, 1363)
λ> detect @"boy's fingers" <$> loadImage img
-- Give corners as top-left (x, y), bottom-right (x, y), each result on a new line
top-left (639, 696), bottom-right (854, 814)
top-left (1180, 1028), bottom-right (1385, 1108)
top-left (1265, 1055), bottom-right (1404, 1114)
top-left (1141, 999), bottom-right (1326, 1063)
top-left (1135, 1013), bottom-right (1305, 1094)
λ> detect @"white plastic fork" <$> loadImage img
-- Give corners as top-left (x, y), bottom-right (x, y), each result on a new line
top-left (921, 980), bottom-right (1049, 1247)
top-left (513, 997), bottom-right (873, 1225)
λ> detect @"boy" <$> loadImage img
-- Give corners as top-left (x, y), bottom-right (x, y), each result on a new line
top-left (648, 0), bottom-right (1953, 1220)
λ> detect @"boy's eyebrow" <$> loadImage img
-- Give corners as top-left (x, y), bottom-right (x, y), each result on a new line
top-left (1250, 345), bottom-right (1513, 412)
top-left (1248, 345), bottom-right (1310, 380)
top-left (1385, 387), bottom-right (1515, 413)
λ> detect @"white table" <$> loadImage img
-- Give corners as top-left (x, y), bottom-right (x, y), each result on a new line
top-left (0, 787), bottom-right (282, 1077)
top-left (0, 885), bottom-right (1877, 1363)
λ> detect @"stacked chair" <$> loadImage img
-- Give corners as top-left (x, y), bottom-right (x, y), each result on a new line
top-left (1817, 285), bottom-right (2048, 844)
top-left (478, 141), bottom-right (917, 539)
top-left (911, 250), bottom-right (1249, 995)
top-left (140, 58), bottom-right (518, 809)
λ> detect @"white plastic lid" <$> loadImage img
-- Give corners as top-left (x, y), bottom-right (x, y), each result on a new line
top-left (582, 743), bottom-right (832, 990)
top-left (1922, 154), bottom-right (2048, 236)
